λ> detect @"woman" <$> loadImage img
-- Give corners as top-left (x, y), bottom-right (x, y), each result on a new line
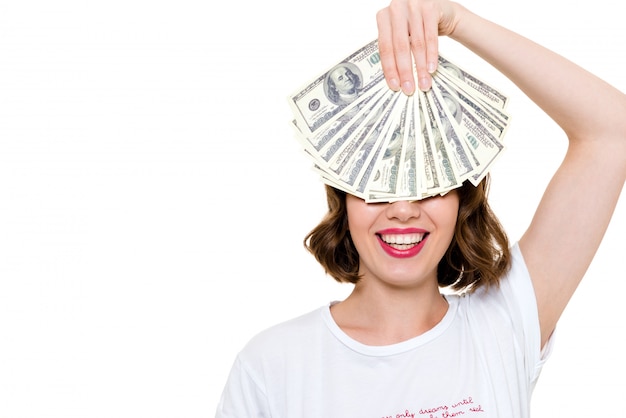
top-left (216, 0), bottom-right (626, 416)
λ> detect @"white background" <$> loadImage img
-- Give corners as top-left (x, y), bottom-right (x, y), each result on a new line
top-left (0, 0), bottom-right (624, 416)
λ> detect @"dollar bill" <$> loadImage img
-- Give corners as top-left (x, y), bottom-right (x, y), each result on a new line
top-left (434, 73), bottom-right (509, 139)
top-left (366, 98), bottom-right (408, 197)
top-left (325, 90), bottom-right (398, 176)
top-left (421, 90), bottom-right (460, 193)
top-left (432, 76), bottom-right (505, 185)
top-left (288, 40), bottom-right (512, 202)
top-left (293, 85), bottom-right (388, 156)
top-left (332, 93), bottom-right (403, 191)
top-left (426, 89), bottom-right (476, 182)
top-left (288, 40), bottom-right (386, 137)
top-left (437, 54), bottom-right (509, 111)
top-left (376, 95), bottom-right (422, 201)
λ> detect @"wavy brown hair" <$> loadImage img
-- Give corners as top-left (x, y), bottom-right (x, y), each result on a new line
top-left (304, 177), bottom-right (511, 293)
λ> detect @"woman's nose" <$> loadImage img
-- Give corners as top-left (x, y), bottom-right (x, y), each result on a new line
top-left (385, 200), bottom-right (421, 222)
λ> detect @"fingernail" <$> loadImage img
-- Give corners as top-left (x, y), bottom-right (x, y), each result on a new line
top-left (419, 76), bottom-right (431, 92)
top-left (427, 62), bottom-right (437, 73)
top-left (388, 78), bottom-right (400, 91)
top-left (402, 81), bottom-right (414, 95)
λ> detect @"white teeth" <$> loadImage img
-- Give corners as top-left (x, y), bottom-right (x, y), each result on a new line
top-left (379, 233), bottom-right (425, 245)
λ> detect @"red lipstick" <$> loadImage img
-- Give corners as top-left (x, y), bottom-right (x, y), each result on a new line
top-left (376, 228), bottom-right (428, 259)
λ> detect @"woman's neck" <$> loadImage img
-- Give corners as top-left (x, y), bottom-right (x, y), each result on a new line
top-left (329, 281), bottom-right (449, 346)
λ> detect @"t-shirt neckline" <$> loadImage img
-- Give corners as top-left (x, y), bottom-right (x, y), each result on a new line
top-left (320, 295), bottom-right (459, 357)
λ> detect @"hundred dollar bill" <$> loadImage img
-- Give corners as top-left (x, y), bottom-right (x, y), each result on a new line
top-left (421, 91), bottom-right (460, 194)
top-left (435, 73), bottom-right (510, 139)
top-left (334, 92), bottom-right (403, 189)
top-left (289, 41), bottom-right (512, 202)
top-left (426, 89), bottom-right (476, 182)
top-left (434, 74), bottom-right (506, 144)
top-left (363, 93), bottom-right (409, 199)
top-left (324, 91), bottom-right (398, 177)
top-left (315, 165), bottom-right (366, 199)
top-left (432, 76), bottom-right (505, 185)
top-left (292, 85), bottom-right (387, 156)
top-left (354, 103), bottom-right (403, 197)
top-left (400, 96), bottom-right (423, 199)
top-left (318, 93), bottom-right (403, 199)
top-left (316, 89), bottom-right (393, 168)
top-left (416, 93), bottom-right (440, 193)
top-left (375, 95), bottom-right (422, 201)
top-left (437, 55), bottom-right (509, 111)
top-left (288, 39), bottom-right (386, 137)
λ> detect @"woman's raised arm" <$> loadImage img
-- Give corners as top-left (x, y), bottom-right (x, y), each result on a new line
top-left (377, 0), bottom-right (626, 347)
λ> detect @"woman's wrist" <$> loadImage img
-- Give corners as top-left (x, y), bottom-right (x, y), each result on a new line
top-left (447, 3), bottom-right (479, 45)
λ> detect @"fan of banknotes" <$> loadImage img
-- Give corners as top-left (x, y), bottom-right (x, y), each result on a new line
top-left (287, 39), bottom-right (511, 202)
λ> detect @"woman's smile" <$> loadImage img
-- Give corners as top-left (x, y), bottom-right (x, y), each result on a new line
top-left (376, 228), bottom-right (429, 258)
top-left (346, 192), bottom-right (459, 286)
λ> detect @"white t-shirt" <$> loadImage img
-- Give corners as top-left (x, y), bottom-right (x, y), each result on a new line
top-left (216, 243), bottom-right (553, 418)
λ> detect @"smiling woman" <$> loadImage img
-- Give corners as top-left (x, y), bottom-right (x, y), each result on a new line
top-left (1, 0), bottom-right (623, 417)
top-left (306, 180), bottom-right (509, 291)
top-left (214, 0), bottom-right (626, 416)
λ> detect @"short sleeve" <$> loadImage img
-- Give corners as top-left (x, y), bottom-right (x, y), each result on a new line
top-left (215, 355), bottom-right (271, 418)
top-left (500, 242), bottom-right (554, 386)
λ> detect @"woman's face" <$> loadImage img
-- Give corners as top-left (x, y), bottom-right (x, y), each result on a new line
top-left (346, 192), bottom-right (459, 288)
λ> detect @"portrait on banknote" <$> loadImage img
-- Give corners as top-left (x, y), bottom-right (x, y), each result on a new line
top-left (323, 62), bottom-right (363, 105)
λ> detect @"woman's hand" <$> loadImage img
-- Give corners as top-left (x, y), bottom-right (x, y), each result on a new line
top-left (376, 0), bottom-right (461, 94)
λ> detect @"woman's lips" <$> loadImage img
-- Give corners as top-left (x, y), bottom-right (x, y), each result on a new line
top-left (376, 228), bottom-right (429, 258)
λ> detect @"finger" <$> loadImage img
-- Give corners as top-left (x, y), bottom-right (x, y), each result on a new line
top-left (390, 1), bottom-right (417, 95)
top-left (376, 8), bottom-right (401, 92)
top-left (411, 3), bottom-right (439, 91)
top-left (422, 4), bottom-right (439, 73)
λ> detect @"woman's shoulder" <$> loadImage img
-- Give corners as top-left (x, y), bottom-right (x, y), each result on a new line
top-left (469, 242), bottom-right (530, 298)
top-left (454, 242), bottom-right (540, 334)
top-left (238, 304), bottom-right (330, 360)
top-left (449, 242), bottom-right (535, 321)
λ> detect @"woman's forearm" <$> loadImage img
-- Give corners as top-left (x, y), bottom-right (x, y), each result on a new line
top-left (450, 4), bottom-right (626, 143)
